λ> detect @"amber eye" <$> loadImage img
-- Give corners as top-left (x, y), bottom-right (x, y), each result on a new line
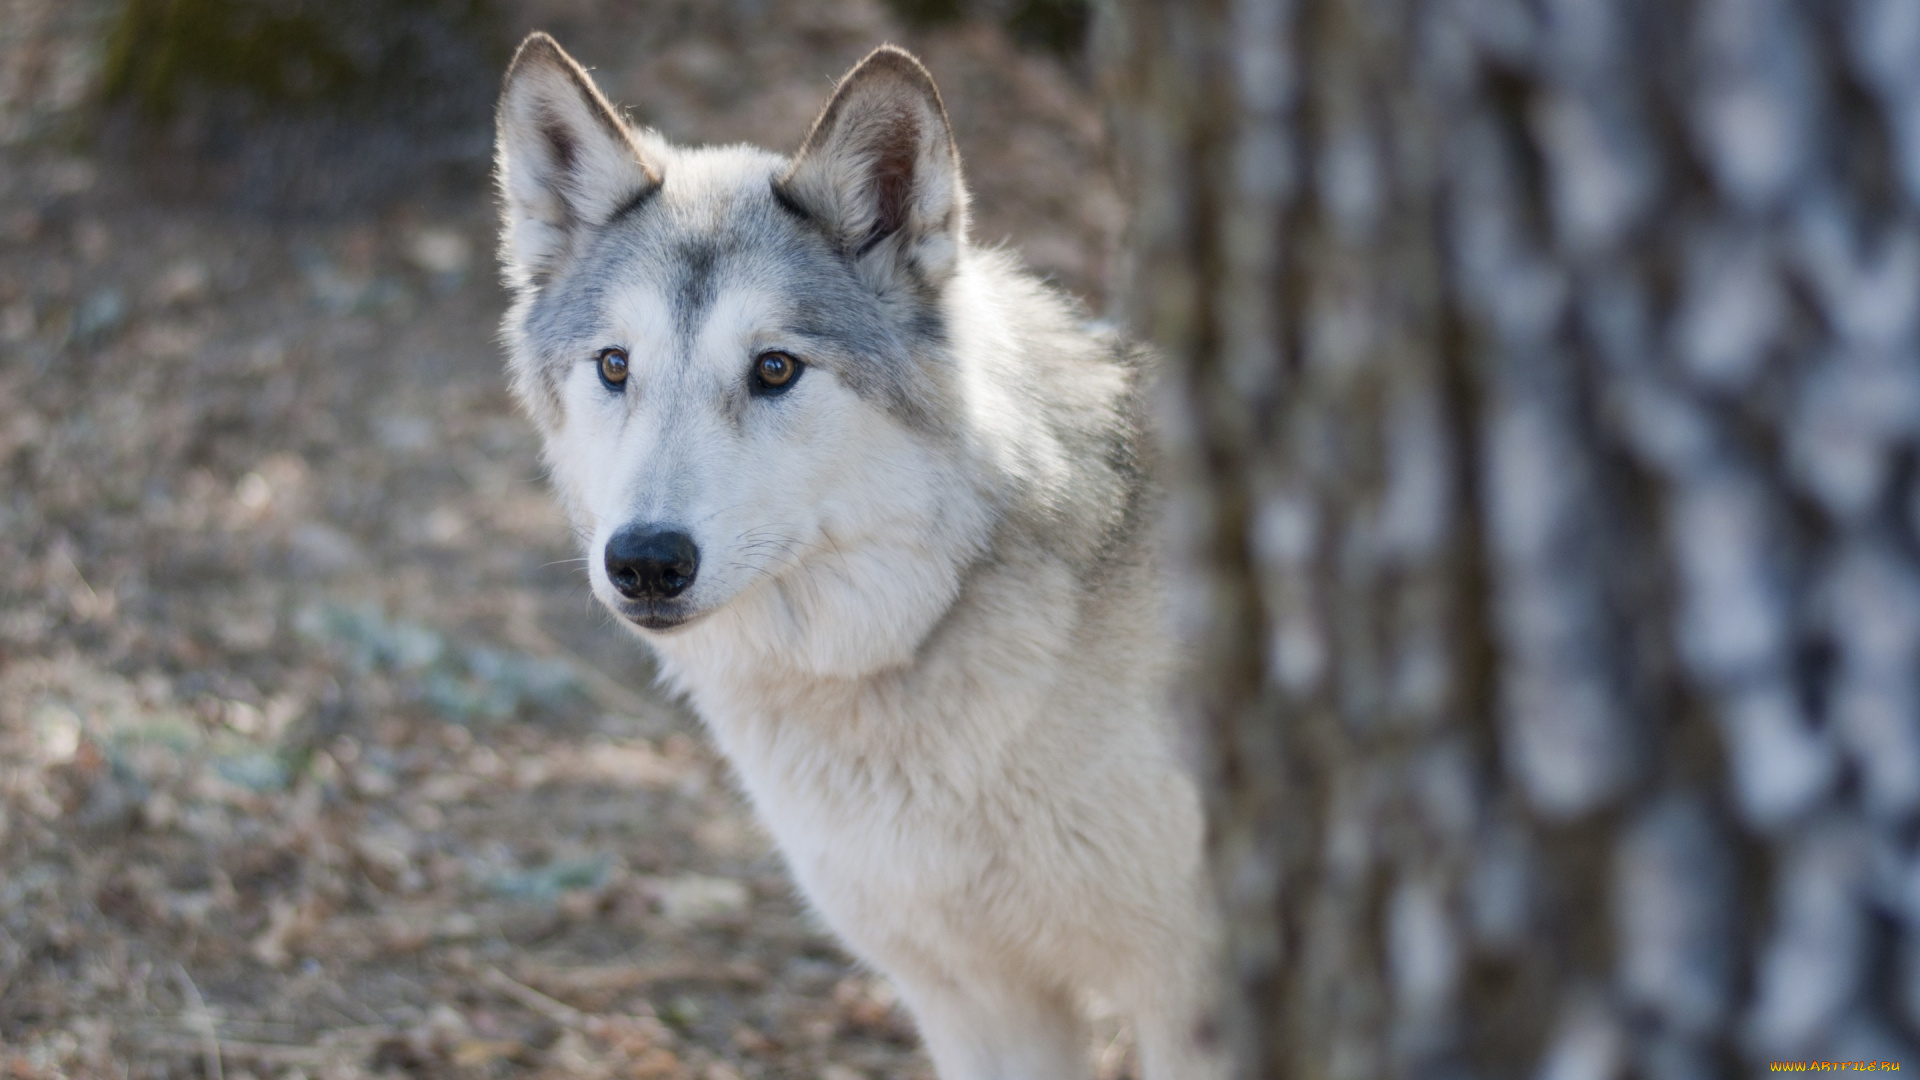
top-left (597, 347), bottom-right (629, 389)
top-left (753, 351), bottom-right (802, 394)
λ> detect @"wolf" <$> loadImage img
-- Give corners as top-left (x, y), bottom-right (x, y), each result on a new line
top-left (493, 33), bottom-right (1225, 1080)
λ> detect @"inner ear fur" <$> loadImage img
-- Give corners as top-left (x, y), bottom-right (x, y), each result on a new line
top-left (776, 46), bottom-right (967, 278)
top-left (495, 32), bottom-right (659, 287)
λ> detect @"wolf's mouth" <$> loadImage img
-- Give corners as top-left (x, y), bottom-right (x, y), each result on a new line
top-left (611, 599), bottom-right (699, 632)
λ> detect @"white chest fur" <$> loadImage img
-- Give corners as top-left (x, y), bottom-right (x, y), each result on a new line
top-left (648, 550), bottom-right (1202, 994)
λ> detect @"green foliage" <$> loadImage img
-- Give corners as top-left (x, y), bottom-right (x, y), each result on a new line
top-left (885, 0), bottom-right (1091, 56)
top-left (100, 0), bottom-right (500, 117)
top-left (94, 0), bottom-right (505, 211)
top-left (886, 0), bottom-right (968, 28)
top-left (1002, 0), bottom-right (1091, 55)
top-left (485, 856), bottom-right (611, 901)
top-left (102, 0), bottom-right (353, 115)
top-left (296, 603), bottom-right (581, 724)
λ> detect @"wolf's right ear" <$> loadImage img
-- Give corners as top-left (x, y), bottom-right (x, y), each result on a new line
top-left (495, 33), bottom-right (658, 289)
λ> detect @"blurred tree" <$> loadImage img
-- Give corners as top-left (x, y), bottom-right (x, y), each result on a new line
top-left (99, 0), bottom-right (503, 212)
top-left (1107, 0), bottom-right (1920, 1074)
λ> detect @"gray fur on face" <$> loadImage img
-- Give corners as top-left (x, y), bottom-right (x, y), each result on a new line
top-left (515, 151), bottom-right (954, 439)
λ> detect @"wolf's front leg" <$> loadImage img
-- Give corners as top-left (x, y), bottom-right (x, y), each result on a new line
top-left (1128, 973), bottom-right (1233, 1080)
top-left (1134, 1010), bottom-right (1232, 1080)
top-left (892, 975), bottom-right (1092, 1080)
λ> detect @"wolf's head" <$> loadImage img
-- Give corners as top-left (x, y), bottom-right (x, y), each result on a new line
top-left (495, 35), bottom-right (1000, 677)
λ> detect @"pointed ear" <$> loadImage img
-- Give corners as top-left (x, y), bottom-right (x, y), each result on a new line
top-left (775, 46), bottom-right (968, 287)
top-left (495, 33), bottom-right (659, 289)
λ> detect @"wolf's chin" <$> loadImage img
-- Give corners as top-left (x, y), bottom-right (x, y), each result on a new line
top-left (605, 598), bottom-right (704, 633)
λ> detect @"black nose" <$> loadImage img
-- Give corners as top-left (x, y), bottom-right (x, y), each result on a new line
top-left (604, 525), bottom-right (700, 600)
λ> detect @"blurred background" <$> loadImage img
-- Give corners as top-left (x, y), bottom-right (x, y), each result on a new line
top-left (0, 1), bottom-right (1121, 1076)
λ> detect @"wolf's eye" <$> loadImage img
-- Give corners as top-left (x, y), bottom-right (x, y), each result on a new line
top-left (597, 347), bottom-right (629, 389)
top-left (752, 351), bottom-right (802, 394)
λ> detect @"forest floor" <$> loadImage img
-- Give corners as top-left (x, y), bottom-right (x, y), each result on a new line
top-left (0, 1), bottom-right (1126, 1076)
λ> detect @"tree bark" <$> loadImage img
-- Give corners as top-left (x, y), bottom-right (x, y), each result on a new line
top-left (1106, 0), bottom-right (1920, 1074)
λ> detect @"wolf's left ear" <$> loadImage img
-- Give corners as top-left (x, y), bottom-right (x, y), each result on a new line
top-left (776, 46), bottom-right (967, 287)
top-left (496, 33), bottom-right (659, 289)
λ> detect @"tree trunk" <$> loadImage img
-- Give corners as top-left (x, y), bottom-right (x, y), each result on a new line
top-left (1105, 0), bottom-right (1920, 1074)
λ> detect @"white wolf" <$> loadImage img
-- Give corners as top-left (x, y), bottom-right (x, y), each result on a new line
top-left (494, 34), bottom-right (1225, 1080)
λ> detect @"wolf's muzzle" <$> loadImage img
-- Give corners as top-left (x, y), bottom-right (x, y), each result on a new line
top-left (605, 525), bottom-right (699, 600)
